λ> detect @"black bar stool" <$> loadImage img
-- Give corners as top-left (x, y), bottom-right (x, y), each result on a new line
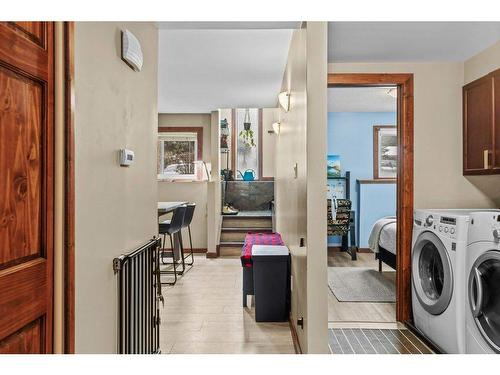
top-left (181, 203), bottom-right (196, 266)
top-left (159, 205), bottom-right (186, 285)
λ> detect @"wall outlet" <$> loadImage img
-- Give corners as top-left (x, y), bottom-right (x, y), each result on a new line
top-left (293, 162), bottom-right (298, 179)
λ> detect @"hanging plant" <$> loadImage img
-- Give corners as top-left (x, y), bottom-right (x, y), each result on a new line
top-left (239, 109), bottom-right (256, 148)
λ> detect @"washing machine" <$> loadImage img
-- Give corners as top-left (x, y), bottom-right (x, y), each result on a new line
top-left (465, 211), bottom-right (500, 353)
top-left (412, 209), bottom-right (471, 353)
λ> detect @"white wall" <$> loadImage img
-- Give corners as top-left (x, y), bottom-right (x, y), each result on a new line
top-left (74, 22), bottom-right (158, 353)
top-left (157, 114), bottom-right (212, 249)
top-left (262, 108), bottom-right (279, 178)
top-left (329, 62), bottom-right (498, 209)
top-left (275, 22), bottom-right (329, 354)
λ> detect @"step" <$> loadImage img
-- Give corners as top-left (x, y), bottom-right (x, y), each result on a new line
top-left (222, 216), bottom-right (272, 229)
top-left (218, 243), bottom-right (243, 258)
top-left (220, 228), bottom-right (273, 242)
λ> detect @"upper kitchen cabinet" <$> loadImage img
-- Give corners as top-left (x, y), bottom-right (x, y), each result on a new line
top-left (463, 68), bottom-right (500, 175)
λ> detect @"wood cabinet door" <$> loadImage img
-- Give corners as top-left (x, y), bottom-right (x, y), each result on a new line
top-left (0, 22), bottom-right (54, 353)
top-left (493, 70), bottom-right (500, 172)
top-left (463, 75), bottom-right (493, 174)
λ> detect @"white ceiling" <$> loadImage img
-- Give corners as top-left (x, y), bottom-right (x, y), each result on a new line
top-left (329, 22), bottom-right (500, 62)
top-left (328, 87), bottom-right (397, 112)
top-left (158, 28), bottom-right (294, 113)
top-left (157, 22), bottom-right (301, 30)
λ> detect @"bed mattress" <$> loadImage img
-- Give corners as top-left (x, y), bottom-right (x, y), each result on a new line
top-left (378, 222), bottom-right (397, 255)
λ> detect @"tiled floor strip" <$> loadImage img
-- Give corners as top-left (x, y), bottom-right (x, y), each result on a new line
top-left (329, 328), bottom-right (433, 354)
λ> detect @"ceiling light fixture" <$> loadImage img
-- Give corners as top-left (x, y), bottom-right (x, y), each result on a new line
top-left (278, 91), bottom-right (291, 112)
top-left (387, 88), bottom-right (397, 98)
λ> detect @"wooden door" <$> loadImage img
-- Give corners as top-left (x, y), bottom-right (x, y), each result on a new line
top-left (463, 75), bottom-right (493, 175)
top-left (0, 22), bottom-right (54, 354)
top-left (493, 70), bottom-right (500, 172)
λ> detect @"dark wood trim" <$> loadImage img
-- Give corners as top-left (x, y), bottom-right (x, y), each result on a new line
top-left (206, 251), bottom-right (219, 259)
top-left (63, 21), bottom-right (75, 354)
top-left (158, 126), bottom-right (203, 160)
top-left (373, 125), bottom-right (397, 179)
top-left (357, 179), bottom-right (397, 184)
top-left (190, 248), bottom-right (207, 254)
top-left (258, 108), bottom-right (263, 180)
top-left (328, 246), bottom-right (372, 253)
top-left (289, 316), bottom-right (302, 354)
top-left (328, 73), bottom-right (414, 324)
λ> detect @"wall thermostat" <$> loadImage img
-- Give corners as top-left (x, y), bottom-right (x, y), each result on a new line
top-left (119, 149), bottom-right (135, 167)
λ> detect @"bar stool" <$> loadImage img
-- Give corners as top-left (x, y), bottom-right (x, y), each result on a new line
top-left (159, 205), bottom-right (186, 285)
top-left (181, 203), bottom-right (196, 266)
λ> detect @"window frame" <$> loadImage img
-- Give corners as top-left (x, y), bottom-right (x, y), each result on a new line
top-left (158, 126), bottom-right (203, 181)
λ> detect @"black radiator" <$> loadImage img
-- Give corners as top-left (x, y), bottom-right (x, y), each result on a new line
top-left (113, 237), bottom-right (163, 354)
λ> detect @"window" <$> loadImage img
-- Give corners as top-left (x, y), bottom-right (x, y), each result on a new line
top-left (157, 127), bottom-right (203, 180)
top-left (373, 125), bottom-right (397, 179)
top-left (234, 108), bottom-right (260, 179)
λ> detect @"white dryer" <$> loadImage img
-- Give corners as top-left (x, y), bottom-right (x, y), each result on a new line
top-left (466, 211), bottom-right (500, 353)
top-left (412, 209), bottom-right (471, 353)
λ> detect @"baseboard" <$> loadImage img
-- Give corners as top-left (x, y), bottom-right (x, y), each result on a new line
top-left (289, 316), bottom-right (302, 354)
top-left (206, 252), bottom-right (218, 259)
top-left (328, 246), bottom-right (372, 253)
top-left (191, 248), bottom-right (207, 254)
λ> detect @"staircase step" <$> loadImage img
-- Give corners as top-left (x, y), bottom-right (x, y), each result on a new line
top-left (220, 228), bottom-right (273, 242)
top-left (219, 241), bottom-right (244, 247)
top-left (219, 245), bottom-right (242, 258)
top-left (222, 216), bottom-right (272, 229)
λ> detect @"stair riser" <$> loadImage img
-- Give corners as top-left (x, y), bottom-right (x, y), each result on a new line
top-left (222, 217), bottom-right (272, 229)
top-left (220, 231), bottom-right (247, 242)
top-left (219, 246), bottom-right (242, 257)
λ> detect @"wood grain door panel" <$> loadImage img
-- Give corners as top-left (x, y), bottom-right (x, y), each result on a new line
top-left (0, 22), bottom-right (53, 354)
top-left (493, 71), bottom-right (500, 171)
top-left (463, 77), bottom-right (493, 174)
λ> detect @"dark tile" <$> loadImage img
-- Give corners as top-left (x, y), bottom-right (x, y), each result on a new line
top-left (361, 329), bottom-right (388, 354)
top-left (342, 329), bottom-right (365, 354)
top-left (368, 329), bottom-right (399, 354)
top-left (399, 330), bottom-right (433, 354)
top-left (351, 328), bottom-right (376, 354)
top-left (328, 329), bottom-right (343, 354)
top-left (332, 329), bottom-right (354, 354)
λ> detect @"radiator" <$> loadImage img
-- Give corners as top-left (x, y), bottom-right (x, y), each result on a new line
top-left (113, 237), bottom-right (163, 354)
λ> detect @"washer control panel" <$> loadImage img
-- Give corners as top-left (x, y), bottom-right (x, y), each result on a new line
top-left (434, 215), bottom-right (457, 240)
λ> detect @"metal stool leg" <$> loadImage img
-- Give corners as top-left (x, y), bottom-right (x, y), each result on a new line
top-left (160, 234), bottom-right (177, 285)
top-left (185, 225), bottom-right (194, 266)
top-left (177, 231), bottom-right (186, 275)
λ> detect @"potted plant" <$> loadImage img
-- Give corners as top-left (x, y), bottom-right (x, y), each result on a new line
top-left (239, 109), bottom-right (256, 148)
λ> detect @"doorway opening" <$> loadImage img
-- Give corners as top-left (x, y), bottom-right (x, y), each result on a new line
top-left (326, 73), bottom-right (414, 331)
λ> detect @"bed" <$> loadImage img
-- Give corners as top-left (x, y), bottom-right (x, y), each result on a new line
top-left (368, 217), bottom-right (397, 271)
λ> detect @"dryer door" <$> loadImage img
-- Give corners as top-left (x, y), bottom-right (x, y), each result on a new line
top-left (469, 250), bottom-right (500, 353)
top-left (412, 231), bottom-right (453, 315)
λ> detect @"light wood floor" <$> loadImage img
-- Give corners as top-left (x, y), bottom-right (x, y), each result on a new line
top-left (159, 255), bottom-right (295, 354)
top-left (328, 250), bottom-right (396, 324)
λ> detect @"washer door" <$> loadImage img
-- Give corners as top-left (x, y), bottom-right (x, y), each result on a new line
top-left (469, 250), bottom-right (500, 353)
top-left (412, 231), bottom-right (453, 315)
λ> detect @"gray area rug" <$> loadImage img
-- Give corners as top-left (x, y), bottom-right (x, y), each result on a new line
top-left (328, 267), bottom-right (396, 303)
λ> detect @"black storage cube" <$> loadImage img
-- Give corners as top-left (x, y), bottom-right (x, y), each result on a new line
top-left (252, 246), bottom-right (290, 322)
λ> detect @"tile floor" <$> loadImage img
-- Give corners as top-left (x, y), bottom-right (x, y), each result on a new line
top-left (159, 255), bottom-right (295, 354)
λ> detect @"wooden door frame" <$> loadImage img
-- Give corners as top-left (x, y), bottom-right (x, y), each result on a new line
top-left (327, 73), bottom-right (414, 323)
top-left (63, 21), bottom-right (75, 354)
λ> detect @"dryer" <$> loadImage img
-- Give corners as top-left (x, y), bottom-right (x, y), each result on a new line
top-left (412, 209), bottom-right (471, 353)
top-left (466, 211), bottom-right (500, 353)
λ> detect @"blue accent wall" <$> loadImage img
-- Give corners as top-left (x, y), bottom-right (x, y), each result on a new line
top-left (328, 112), bottom-right (397, 247)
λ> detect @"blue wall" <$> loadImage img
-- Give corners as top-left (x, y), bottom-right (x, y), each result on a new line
top-left (328, 112), bottom-right (397, 247)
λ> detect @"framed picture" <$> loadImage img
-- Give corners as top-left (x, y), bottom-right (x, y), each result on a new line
top-left (327, 155), bottom-right (341, 178)
top-left (373, 126), bottom-right (397, 179)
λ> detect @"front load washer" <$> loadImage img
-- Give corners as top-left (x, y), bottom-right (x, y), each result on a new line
top-left (466, 211), bottom-right (500, 353)
top-left (412, 209), bottom-right (471, 353)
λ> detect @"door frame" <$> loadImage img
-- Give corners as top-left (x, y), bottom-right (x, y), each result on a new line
top-left (327, 73), bottom-right (414, 323)
top-left (63, 21), bottom-right (75, 354)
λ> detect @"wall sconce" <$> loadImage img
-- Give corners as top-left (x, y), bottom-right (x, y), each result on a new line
top-left (278, 91), bottom-right (291, 112)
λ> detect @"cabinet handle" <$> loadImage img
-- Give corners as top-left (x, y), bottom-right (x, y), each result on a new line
top-left (483, 149), bottom-right (490, 169)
